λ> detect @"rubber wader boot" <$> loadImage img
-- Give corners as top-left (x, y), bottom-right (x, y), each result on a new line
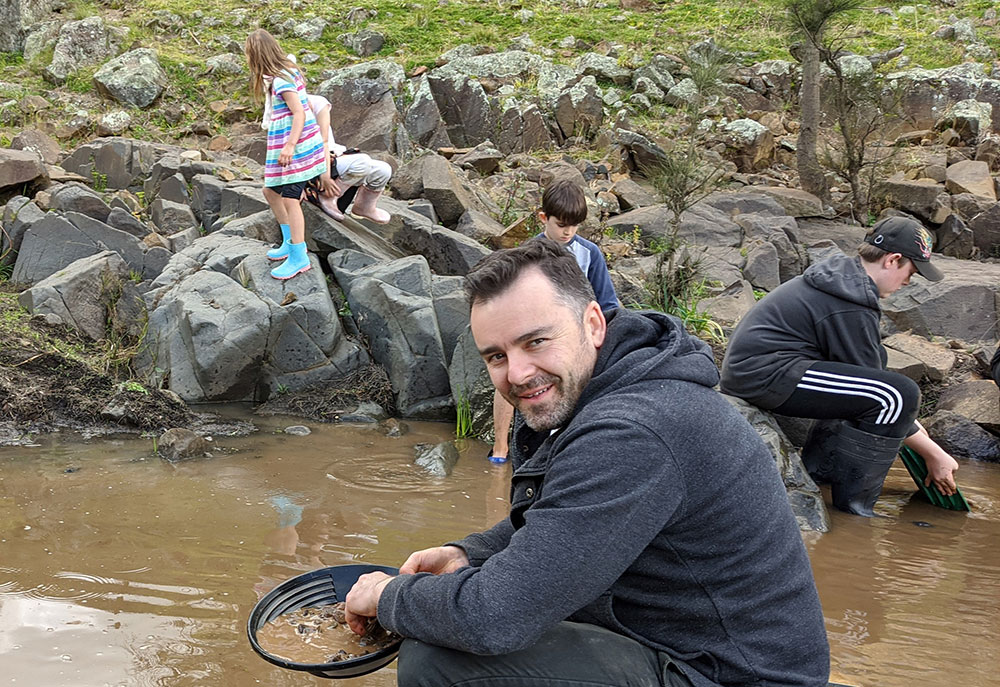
top-left (267, 224), bottom-right (293, 261)
top-left (800, 419), bottom-right (843, 485)
top-left (350, 186), bottom-right (391, 224)
top-left (828, 423), bottom-right (903, 517)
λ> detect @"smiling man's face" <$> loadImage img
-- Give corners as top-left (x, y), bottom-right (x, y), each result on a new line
top-left (470, 267), bottom-right (605, 431)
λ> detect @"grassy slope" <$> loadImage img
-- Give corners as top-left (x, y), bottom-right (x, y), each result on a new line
top-left (1, 0), bottom-right (998, 146)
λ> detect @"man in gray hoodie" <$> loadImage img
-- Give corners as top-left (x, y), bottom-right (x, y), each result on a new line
top-left (345, 239), bottom-right (829, 687)
top-left (721, 216), bottom-right (958, 517)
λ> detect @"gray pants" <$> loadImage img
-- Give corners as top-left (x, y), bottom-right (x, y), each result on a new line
top-left (397, 621), bottom-right (696, 687)
top-left (334, 153), bottom-right (391, 191)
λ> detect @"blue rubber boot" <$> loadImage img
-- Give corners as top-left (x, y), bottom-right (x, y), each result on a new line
top-left (270, 241), bottom-right (311, 280)
top-left (267, 224), bottom-right (292, 261)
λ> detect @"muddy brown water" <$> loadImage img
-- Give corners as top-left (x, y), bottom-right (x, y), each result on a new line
top-left (1, 411), bottom-right (998, 687)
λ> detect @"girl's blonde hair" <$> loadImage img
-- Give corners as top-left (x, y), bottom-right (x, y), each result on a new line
top-left (245, 29), bottom-right (301, 104)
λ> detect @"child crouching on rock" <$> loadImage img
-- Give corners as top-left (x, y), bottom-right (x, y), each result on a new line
top-left (303, 93), bottom-right (392, 224)
top-left (245, 28), bottom-right (327, 280)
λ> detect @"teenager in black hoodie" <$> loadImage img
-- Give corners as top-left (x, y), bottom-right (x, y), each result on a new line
top-left (721, 216), bottom-right (959, 517)
top-left (345, 239), bottom-right (829, 687)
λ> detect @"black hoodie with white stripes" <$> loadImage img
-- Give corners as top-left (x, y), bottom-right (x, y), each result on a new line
top-left (720, 253), bottom-right (886, 408)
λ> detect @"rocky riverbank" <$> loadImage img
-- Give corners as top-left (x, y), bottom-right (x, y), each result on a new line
top-left (3, 3), bottom-right (1000, 531)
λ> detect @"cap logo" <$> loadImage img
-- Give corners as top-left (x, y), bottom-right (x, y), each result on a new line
top-left (915, 228), bottom-right (933, 259)
top-left (873, 234), bottom-right (884, 244)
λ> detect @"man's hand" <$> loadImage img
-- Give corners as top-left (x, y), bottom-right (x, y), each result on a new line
top-left (924, 451), bottom-right (959, 496)
top-left (399, 545), bottom-right (469, 575)
top-left (344, 571), bottom-right (393, 635)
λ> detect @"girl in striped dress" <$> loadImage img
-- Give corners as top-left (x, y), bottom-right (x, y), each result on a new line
top-left (245, 29), bottom-right (327, 280)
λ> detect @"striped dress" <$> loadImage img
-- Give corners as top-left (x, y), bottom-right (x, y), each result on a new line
top-left (265, 68), bottom-right (327, 187)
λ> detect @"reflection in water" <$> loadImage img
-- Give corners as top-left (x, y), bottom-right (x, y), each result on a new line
top-left (0, 412), bottom-right (998, 686)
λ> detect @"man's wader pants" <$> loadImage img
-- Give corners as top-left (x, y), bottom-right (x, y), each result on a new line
top-left (398, 621), bottom-right (696, 687)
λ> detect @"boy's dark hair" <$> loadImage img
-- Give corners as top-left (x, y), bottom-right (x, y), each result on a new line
top-left (541, 179), bottom-right (588, 226)
top-left (465, 238), bottom-right (596, 316)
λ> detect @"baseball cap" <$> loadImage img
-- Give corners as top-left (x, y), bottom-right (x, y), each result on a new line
top-left (864, 217), bottom-right (944, 282)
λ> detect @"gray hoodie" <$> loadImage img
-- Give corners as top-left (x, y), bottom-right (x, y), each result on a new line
top-left (378, 308), bottom-right (829, 687)
top-left (721, 253), bottom-right (885, 408)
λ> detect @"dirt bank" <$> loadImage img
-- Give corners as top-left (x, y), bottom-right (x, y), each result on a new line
top-left (0, 285), bottom-right (204, 447)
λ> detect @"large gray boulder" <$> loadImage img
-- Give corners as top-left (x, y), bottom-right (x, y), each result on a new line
top-left (734, 214), bottom-right (804, 283)
top-left (10, 128), bottom-right (61, 165)
top-left (150, 198), bottom-right (197, 235)
top-left (394, 218), bottom-right (492, 277)
top-left (944, 159), bottom-right (995, 200)
top-left (330, 251), bottom-right (453, 419)
top-left (447, 325), bottom-right (495, 441)
top-left (1, 195), bottom-right (45, 263)
top-left (43, 16), bottom-right (125, 85)
top-left (934, 380), bottom-right (1000, 434)
top-left (722, 119), bottom-right (775, 172)
top-left (219, 183), bottom-right (269, 219)
top-left (741, 239), bottom-right (780, 291)
top-left (574, 52), bottom-right (632, 86)
top-left (881, 332), bottom-right (956, 382)
top-left (496, 100), bottom-right (553, 155)
top-left (967, 202), bottom-right (1000, 256)
top-left (93, 48), bottom-right (168, 109)
top-left (751, 187), bottom-right (828, 218)
top-left (421, 154), bottom-right (493, 226)
top-left (241, 253), bottom-right (369, 398)
top-left (318, 58), bottom-right (406, 91)
top-left (49, 182), bottom-right (112, 222)
top-left (61, 137), bottom-right (178, 191)
top-left (142, 235), bottom-right (367, 401)
top-left (426, 71), bottom-right (496, 148)
top-left (0, 0), bottom-right (57, 52)
top-left (432, 275), bottom-right (470, 365)
top-left (875, 177), bottom-right (951, 224)
top-left (887, 64), bottom-right (992, 131)
top-left (190, 174), bottom-right (226, 231)
top-left (403, 75), bottom-right (451, 149)
top-left (793, 219), bottom-right (868, 255)
top-left (607, 203), bottom-right (743, 247)
top-left (615, 129), bottom-right (669, 174)
top-left (935, 214), bottom-right (977, 259)
top-left (12, 211), bottom-right (169, 284)
top-left (923, 410), bottom-right (1000, 463)
top-left (142, 269), bottom-right (270, 401)
top-left (722, 395), bottom-right (830, 532)
top-left (304, 204), bottom-right (406, 261)
top-left (0, 148), bottom-right (46, 191)
top-left (315, 76), bottom-right (400, 153)
top-left (22, 19), bottom-right (60, 62)
top-left (17, 250), bottom-right (131, 341)
top-left (106, 207), bottom-right (151, 238)
top-left (144, 232), bottom-right (259, 300)
top-left (554, 76), bottom-right (604, 140)
top-left (880, 255), bottom-right (1000, 341)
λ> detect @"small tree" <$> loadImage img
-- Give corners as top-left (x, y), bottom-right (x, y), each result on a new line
top-left (642, 43), bottom-right (731, 315)
top-left (819, 56), bottom-right (905, 220)
top-left (786, 0), bottom-right (864, 205)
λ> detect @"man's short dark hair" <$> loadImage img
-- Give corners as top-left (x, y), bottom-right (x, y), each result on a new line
top-left (464, 238), bottom-right (596, 316)
top-left (541, 179), bottom-right (588, 226)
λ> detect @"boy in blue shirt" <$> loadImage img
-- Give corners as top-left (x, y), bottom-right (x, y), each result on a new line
top-left (489, 180), bottom-right (619, 462)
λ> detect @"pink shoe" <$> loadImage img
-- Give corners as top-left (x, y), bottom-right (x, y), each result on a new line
top-left (304, 185), bottom-right (345, 221)
top-left (350, 185), bottom-right (391, 224)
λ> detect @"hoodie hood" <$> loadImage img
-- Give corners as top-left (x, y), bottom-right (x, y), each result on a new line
top-left (578, 309), bottom-right (720, 408)
top-left (802, 253), bottom-right (880, 309)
